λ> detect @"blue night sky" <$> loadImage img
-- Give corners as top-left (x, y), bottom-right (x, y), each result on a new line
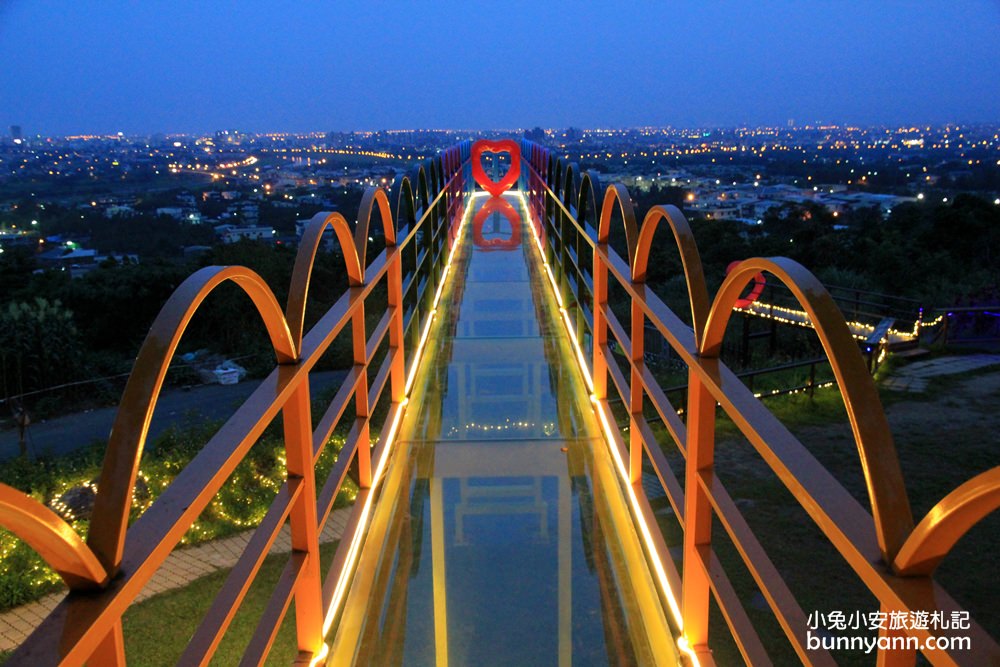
top-left (1, 0), bottom-right (999, 135)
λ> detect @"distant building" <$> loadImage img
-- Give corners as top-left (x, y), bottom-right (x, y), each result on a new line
top-left (156, 207), bottom-right (185, 219)
top-left (104, 204), bottom-right (135, 218)
top-left (37, 246), bottom-right (98, 269)
top-left (214, 224), bottom-right (274, 244)
top-left (9, 125), bottom-right (22, 144)
top-left (701, 205), bottom-right (741, 221)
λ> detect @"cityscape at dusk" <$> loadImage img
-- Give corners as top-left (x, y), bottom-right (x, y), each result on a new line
top-left (0, 2), bottom-right (999, 666)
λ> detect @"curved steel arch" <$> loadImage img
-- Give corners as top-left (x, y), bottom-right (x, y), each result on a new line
top-left (562, 161), bottom-right (581, 212)
top-left (286, 211), bottom-right (364, 350)
top-left (415, 164), bottom-right (431, 211)
top-left (87, 266), bottom-right (296, 571)
top-left (894, 466), bottom-right (1000, 575)
top-left (393, 174), bottom-right (417, 230)
top-left (578, 170), bottom-right (603, 234)
top-left (354, 186), bottom-right (398, 271)
top-left (633, 204), bottom-right (710, 344)
top-left (550, 154), bottom-right (563, 201)
top-left (701, 257), bottom-right (914, 561)
top-left (0, 485), bottom-right (108, 590)
top-left (552, 156), bottom-right (567, 202)
top-left (597, 183), bottom-right (639, 266)
top-left (428, 156), bottom-right (441, 196)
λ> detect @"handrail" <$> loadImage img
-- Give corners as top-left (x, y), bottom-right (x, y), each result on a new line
top-left (1, 143), bottom-right (473, 665)
top-left (520, 138), bottom-right (999, 666)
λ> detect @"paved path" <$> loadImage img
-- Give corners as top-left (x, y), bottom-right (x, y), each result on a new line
top-left (0, 506), bottom-right (352, 652)
top-left (0, 371), bottom-right (346, 460)
top-left (881, 354), bottom-right (1000, 392)
top-left (740, 301), bottom-right (917, 345)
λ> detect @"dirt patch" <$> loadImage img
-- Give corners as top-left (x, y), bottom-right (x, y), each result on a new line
top-left (704, 369), bottom-right (1000, 663)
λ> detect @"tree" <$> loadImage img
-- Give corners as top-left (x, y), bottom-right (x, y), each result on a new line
top-left (0, 298), bottom-right (83, 398)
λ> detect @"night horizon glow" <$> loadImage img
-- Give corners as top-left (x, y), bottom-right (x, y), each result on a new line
top-left (2, 1), bottom-right (999, 135)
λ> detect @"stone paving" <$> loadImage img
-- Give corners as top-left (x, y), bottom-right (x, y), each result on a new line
top-left (0, 506), bottom-right (352, 652)
top-left (880, 354), bottom-right (1000, 392)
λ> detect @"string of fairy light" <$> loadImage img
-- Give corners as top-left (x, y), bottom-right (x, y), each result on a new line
top-left (446, 420), bottom-right (558, 437)
top-left (0, 433), bottom-right (355, 595)
top-left (734, 301), bottom-right (943, 343)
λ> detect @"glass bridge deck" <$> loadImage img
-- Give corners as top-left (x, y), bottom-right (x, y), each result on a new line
top-left (328, 194), bottom-right (678, 666)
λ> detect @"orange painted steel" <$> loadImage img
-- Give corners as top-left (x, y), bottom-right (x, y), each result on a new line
top-left (521, 138), bottom-right (999, 666)
top-left (893, 467), bottom-right (1000, 576)
top-left (0, 144), bottom-right (471, 665)
top-left (0, 486), bottom-right (108, 591)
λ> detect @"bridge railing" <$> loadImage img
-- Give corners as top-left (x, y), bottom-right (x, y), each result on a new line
top-left (0, 143), bottom-right (472, 665)
top-left (520, 138), bottom-right (999, 666)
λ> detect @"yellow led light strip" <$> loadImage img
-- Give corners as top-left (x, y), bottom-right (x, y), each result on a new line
top-left (322, 187), bottom-right (481, 639)
top-left (514, 192), bottom-right (594, 392)
top-left (404, 192), bottom-right (483, 395)
top-left (515, 190), bottom-right (697, 665)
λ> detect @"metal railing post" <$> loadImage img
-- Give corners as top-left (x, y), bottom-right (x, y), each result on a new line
top-left (283, 379), bottom-right (325, 658)
top-left (681, 361), bottom-right (717, 659)
top-left (629, 297), bottom-right (645, 485)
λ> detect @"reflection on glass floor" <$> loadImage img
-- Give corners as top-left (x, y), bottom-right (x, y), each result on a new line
top-left (328, 194), bottom-right (677, 666)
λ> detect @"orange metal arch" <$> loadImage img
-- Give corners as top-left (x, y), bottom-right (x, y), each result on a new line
top-left (701, 257), bottom-right (914, 561)
top-left (0, 485), bottom-right (108, 590)
top-left (394, 175), bottom-right (417, 229)
top-left (286, 211), bottom-right (364, 350)
top-left (577, 171), bottom-right (603, 229)
top-left (416, 164), bottom-right (431, 210)
top-left (894, 466), bottom-right (1000, 575)
top-left (562, 161), bottom-right (580, 210)
top-left (428, 157), bottom-right (441, 196)
top-left (86, 266), bottom-right (296, 572)
top-left (633, 205), bottom-right (711, 344)
top-left (597, 184), bottom-right (639, 265)
top-left (552, 156), bottom-right (566, 202)
top-left (355, 187), bottom-right (398, 271)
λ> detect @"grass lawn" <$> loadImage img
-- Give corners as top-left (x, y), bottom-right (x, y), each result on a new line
top-left (649, 365), bottom-right (1000, 665)
top-left (118, 541), bottom-right (338, 666)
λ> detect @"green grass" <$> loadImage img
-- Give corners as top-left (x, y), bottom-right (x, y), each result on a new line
top-left (647, 366), bottom-right (1000, 665)
top-left (0, 541), bottom-right (339, 666)
top-left (121, 541), bottom-right (339, 666)
top-left (0, 417), bottom-right (355, 611)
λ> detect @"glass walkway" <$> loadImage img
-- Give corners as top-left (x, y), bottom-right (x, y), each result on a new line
top-left (326, 194), bottom-right (678, 665)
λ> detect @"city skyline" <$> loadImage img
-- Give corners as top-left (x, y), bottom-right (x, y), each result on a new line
top-left (2, 1), bottom-right (1000, 135)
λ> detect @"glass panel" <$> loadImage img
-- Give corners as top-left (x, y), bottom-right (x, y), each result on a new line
top-left (331, 194), bottom-right (677, 666)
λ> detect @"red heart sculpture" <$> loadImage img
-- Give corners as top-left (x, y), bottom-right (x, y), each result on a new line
top-left (725, 260), bottom-right (767, 308)
top-left (472, 139), bottom-right (521, 197)
top-left (473, 196), bottom-right (522, 251)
